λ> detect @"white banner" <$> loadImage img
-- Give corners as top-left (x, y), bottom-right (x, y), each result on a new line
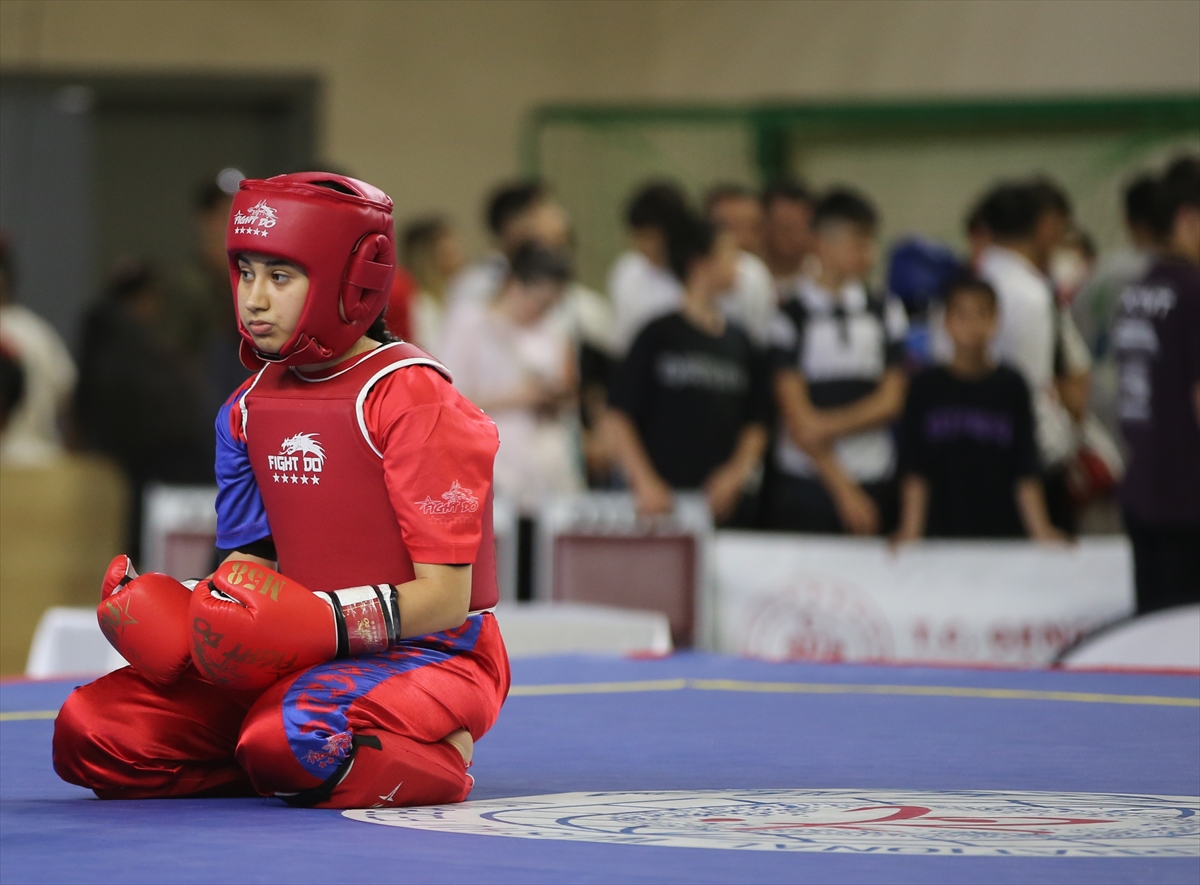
top-left (715, 535), bottom-right (1134, 667)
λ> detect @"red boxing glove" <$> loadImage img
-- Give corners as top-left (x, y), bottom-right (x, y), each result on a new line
top-left (96, 555), bottom-right (193, 685)
top-left (189, 560), bottom-right (401, 692)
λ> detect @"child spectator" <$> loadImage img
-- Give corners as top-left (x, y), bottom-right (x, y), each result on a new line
top-left (761, 180), bottom-right (815, 301)
top-left (401, 216), bottom-right (466, 353)
top-left (895, 275), bottom-right (1065, 543)
top-left (765, 188), bottom-right (908, 535)
top-left (1114, 156), bottom-right (1200, 614)
top-left (606, 215), bottom-right (770, 526)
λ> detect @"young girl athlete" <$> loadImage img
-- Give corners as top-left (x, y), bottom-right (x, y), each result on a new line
top-left (53, 173), bottom-right (510, 808)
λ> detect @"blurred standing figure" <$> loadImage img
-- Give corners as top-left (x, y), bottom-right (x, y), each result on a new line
top-left (610, 181), bottom-right (775, 354)
top-left (975, 180), bottom-right (1087, 533)
top-left (766, 189), bottom-right (908, 535)
top-left (0, 234), bottom-right (76, 464)
top-left (703, 184), bottom-right (779, 346)
top-left (761, 181), bottom-right (815, 302)
top-left (1072, 174), bottom-right (1160, 441)
top-left (606, 215), bottom-right (770, 526)
top-left (165, 175), bottom-right (250, 419)
top-left (75, 260), bottom-right (213, 557)
top-left (440, 244), bottom-right (582, 598)
top-left (895, 275), bottom-right (1064, 543)
top-left (1113, 158), bottom-right (1200, 614)
top-left (401, 216), bottom-right (466, 353)
top-left (609, 182), bottom-right (690, 355)
top-left (446, 180), bottom-right (568, 310)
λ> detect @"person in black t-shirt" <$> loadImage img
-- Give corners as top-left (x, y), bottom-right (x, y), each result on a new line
top-left (895, 275), bottom-right (1066, 543)
top-left (607, 215), bottom-right (770, 525)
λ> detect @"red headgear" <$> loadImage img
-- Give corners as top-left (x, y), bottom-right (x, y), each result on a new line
top-left (226, 172), bottom-right (396, 368)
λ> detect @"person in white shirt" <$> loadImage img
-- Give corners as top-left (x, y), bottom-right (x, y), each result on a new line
top-left (0, 240), bottom-right (76, 465)
top-left (974, 180), bottom-right (1087, 532)
top-left (440, 243), bottom-right (582, 600)
top-left (440, 243), bottom-right (582, 514)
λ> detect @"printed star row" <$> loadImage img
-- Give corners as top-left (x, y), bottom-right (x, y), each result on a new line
top-left (271, 473), bottom-right (320, 484)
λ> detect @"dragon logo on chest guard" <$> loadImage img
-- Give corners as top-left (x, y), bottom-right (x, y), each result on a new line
top-left (268, 433), bottom-right (326, 486)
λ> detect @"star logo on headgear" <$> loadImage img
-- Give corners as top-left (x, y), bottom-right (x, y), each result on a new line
top-left (234, 200), bottom-right (279, 234)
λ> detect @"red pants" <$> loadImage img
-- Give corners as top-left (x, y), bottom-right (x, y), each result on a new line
top-left (53, 613), bottom-right (509, 808)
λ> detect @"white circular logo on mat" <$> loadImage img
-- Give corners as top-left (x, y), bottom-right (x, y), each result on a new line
top-left (344, 789), bottom-right (1199, 857)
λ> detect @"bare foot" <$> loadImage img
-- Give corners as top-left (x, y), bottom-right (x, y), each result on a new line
top-left (443, 729), bottom-right (473, 765)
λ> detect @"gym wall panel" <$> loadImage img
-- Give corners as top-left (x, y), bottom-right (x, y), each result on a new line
top-left (794, 128), bottom-right (1200, 259)
top-left (1, 0), bottom-right (1197, 255)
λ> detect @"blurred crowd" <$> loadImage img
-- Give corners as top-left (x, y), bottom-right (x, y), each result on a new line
top-left (1, 154), bottom-right (1197, 612)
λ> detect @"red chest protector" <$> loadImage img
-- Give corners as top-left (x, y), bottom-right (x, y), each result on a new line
top-left (242, 342), bottom-right (498, 611)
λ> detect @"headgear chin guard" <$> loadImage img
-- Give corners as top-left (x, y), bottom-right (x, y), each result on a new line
top-left (226, 172), bottom-right (396, 369)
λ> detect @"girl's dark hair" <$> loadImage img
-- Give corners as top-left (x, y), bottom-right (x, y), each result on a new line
top-left (366, 310), bottom-right (399, 344)
top-left (665, 213), bottom-right (717, 284)
top-left (508, 242), bottom-right (571, 287)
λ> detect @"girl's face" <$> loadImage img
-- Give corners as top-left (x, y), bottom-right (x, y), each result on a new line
top-left (236, 253), bottom-right (310, 353)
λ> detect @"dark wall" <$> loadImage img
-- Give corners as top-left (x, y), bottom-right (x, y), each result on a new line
top-left (0, 82), bottom-right (95, 348)
top-left (0, 72), bottom-right (316, 352)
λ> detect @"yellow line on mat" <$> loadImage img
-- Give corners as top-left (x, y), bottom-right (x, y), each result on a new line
top-left (3, 679), bottom-right (1196, 719)
top-left (509, 679), bottom-right (687, 696)
top-left (507, 678), bottom-right (1198, 707)
top-left (688, 679), bottom-right (1200, 707)
top-left (0, 710), bottom-right (57, 721)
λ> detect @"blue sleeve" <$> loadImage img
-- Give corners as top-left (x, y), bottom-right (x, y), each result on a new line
top-left (214, 396), bottom-right (272, 550)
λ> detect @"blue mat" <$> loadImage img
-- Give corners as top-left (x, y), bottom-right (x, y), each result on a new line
top-left (2, 653), bottom-right (1198, 884)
